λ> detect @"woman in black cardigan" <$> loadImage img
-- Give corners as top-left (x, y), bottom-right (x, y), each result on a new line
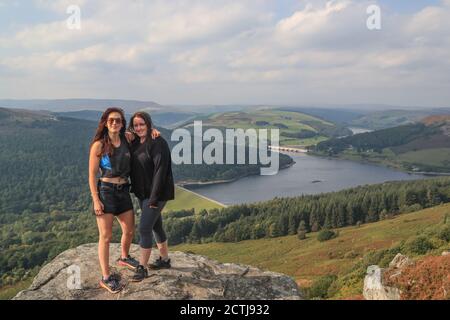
top-left (127, 111), bottom-right (174, 281)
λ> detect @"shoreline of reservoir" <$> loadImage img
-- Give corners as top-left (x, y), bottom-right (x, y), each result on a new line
top-left (177, 160), bottom-right (295, 188)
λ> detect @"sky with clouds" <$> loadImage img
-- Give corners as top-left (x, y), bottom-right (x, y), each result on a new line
top-left (0, 0), bottom-right (449, 107)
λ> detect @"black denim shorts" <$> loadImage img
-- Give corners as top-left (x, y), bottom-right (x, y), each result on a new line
top-left (93, 181), bottom-right (133, 216)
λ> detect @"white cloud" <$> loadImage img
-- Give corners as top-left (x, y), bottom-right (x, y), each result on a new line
top-left (146, 2), bottom-right (269, 46)
top-left (0, 0), bottom-right (450, 106)
top-left (276, 0), bottom-right (351, 35)
top-left (11, 20), bottom-right (112, 49)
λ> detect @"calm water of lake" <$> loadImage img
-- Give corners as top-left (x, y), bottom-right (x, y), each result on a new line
top-left (186, 153), bottom-right (426, 205)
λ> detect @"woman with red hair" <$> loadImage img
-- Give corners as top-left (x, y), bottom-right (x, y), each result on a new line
top-left (88, 107), bottom-right (159, 293)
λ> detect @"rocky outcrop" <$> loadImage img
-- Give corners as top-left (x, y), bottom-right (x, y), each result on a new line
top-left (13, 243), bottom-right (302, 300)
top-left (364, 253), bottom-right (450, 300)
top-left (363, 265), bottom-right (401, 300)
top-left (363, 254), bottom-right (412, 300)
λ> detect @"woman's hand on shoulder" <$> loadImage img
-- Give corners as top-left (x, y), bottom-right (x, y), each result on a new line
top-left (125, 130), bottom-right (136, 143)
top-left (151, 128), bottom-right (161, 140)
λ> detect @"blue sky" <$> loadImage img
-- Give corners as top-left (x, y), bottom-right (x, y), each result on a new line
top-left (0, 0), bottom-right (449, 107)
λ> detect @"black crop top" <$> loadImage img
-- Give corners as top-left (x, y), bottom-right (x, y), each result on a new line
top-left (99, 135), bottom-right (131, 179)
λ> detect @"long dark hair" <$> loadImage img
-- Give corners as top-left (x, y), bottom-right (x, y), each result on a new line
top-left (90, 107), bottom-right (127, 157)
top-left (128, 111), bottom-right (153, 141)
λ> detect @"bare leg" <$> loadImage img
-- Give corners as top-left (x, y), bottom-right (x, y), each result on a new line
top-left (140, 248), bottom-right (152, 267)
top-left (116, 209), bottom-right (135, 259)
top-left (156, 240), bottom-right (169, 260)
top-left (96, 214), bottom-right (114, 278)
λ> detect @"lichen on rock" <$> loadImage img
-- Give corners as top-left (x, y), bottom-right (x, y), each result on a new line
top-left (13, 243), bottom-right (302, 300)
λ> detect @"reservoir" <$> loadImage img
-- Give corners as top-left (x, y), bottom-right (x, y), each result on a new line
top-left (185, 153), bottom-right (425, 205)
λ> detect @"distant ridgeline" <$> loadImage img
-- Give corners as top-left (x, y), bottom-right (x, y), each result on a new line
top-left (0, 107), bottom-right (292, 215)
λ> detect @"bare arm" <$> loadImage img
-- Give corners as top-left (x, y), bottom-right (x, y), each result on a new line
top-left (125, 128), bottom-right (161, 144)
top-left (89, 141), bottom-right (104, 215)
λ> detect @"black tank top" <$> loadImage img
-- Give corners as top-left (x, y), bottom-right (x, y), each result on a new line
top-left (99, 136), bottom-right (131, 179)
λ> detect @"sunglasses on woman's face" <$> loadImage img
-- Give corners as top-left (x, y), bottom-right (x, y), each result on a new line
top-left (107, 117), bottom-right (122, 125)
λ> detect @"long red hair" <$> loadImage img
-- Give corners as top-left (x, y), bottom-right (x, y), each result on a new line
top-left (90, 107), bottom-right (127, 157)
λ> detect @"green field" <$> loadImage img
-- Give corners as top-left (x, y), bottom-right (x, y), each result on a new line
top-left (163, 186), bottom-right (225, 213)
top-left (173, 203), bottom-right (450, 297)
top-left (280, 136), bottom-right (328, 147)
top-left (187, 109), bottom-right (342, 147)
top-left (207, 109), bottom-right (332, 129)
top-left (334, 149), bottom-right (404, 170)
top-left (397, 148), bottom-right (450, 168)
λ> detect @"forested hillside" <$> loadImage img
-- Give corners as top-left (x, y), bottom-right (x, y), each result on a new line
top-left (348, 108), bottom-right (450, 130)
top-left (173, 203), bottom-right (450, 299)
top-left (163, 177), bottom-right (450, 244)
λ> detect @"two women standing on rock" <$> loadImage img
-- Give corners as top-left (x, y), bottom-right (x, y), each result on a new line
top-left (88, 108), bottom-right (174, 293)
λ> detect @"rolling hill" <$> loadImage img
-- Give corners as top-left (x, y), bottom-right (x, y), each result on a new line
top-left (184, 108), bottom-right (352, 147)
top-left (277, 107), bottom-right (366, 126)
top-left (313, 115), bottom-right (450, 174)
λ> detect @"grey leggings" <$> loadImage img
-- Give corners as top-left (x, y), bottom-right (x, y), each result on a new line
top-left (138, 200), bottom-right (167, 249)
